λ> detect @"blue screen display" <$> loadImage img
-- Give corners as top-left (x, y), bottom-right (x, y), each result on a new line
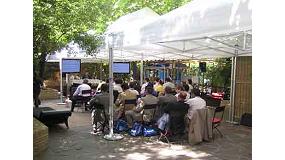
top-left (113, 62), bottom-right (130, 73)
top-left (62, 59), bottom-right (81, 73)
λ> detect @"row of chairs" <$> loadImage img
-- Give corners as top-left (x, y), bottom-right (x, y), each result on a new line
top-left (90, 96), bottom-right (226, 144)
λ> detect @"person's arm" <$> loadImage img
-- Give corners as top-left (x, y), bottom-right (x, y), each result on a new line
top-left (73, 86), bottom-right (80, 96)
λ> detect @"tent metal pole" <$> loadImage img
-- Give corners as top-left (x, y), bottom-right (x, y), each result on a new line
top-left (243, 32), bottom-right (247, 50)
top-left (140, 54), bottom-right (144, 86)
top-left (57, 58), bottom-right (66, 105)
top-left (60, 59), bottom-right (63, 103)
top-left (228, 54), bottom-right (237, 124)
top-left (66, 73), bottom-right (69, 97)
top-left (104, 34), bottom-right (123, 140)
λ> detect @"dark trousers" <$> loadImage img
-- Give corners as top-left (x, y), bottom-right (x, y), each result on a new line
top-left (71, 96), bottom-right (83, 112)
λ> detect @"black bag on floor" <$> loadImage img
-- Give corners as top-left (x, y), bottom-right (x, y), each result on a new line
top-left (240, 113), bottom-right (252, 127)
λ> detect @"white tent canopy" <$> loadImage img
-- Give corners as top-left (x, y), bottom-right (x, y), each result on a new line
top-left (138, 0), bottom-right (252, 59)
top-left (46, 0), bottom-right (252, 62)
top-left (46, 7), bottom-right (162, 63)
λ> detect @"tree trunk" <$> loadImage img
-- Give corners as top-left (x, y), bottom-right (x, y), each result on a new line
top-left (33, 52), bottom-right (46, 107)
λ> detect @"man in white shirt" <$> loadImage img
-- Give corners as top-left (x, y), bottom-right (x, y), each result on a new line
top-left (71, 79), bottom-right (91, 112)
top-left (113, 78), bottom-right (123, 93)
top-left (185, 88), bottom-right (206, 119)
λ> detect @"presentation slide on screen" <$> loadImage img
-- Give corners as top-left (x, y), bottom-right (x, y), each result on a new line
top-left (113, 63), bottom-right (130, 73)
top-left (62, 59), bottom-right (81, 73)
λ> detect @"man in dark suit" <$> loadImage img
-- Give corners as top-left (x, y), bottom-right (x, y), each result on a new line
top-left (157, 92), bottom-right (189, 135)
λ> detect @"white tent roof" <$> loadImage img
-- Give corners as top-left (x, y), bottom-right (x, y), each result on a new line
top-left (138, 0), bottom-right (252, 59)
top-left (47, 0), bottom-right (252, 63)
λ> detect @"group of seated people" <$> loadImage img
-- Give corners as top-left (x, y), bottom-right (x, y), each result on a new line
top-left (70, 77), bottom-right (208, 136)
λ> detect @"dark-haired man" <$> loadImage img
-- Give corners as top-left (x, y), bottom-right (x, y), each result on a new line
top-left (115, 83), bottom-right (138, 119)
top-left (125, 86), bottom-right (158, 128)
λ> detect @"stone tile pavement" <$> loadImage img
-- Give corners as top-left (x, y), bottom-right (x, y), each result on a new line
top-left (34, 99), bottom-right (252, 160)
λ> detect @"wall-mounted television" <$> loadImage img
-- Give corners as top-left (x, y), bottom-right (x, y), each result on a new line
top-left (62, 59), bottom-right (81, 73)
top-left (113, 62), bottom-right (130, 74)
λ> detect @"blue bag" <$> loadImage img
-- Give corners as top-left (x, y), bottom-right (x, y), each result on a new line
top-left (129, 122), bottom-right (143, 136)
top-left (114, 119), bottom-right (128, 132)
top-left (143, 126), bottom-right (158, 137)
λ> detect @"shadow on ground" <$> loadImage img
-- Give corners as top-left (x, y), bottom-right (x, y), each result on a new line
top-left (34, 100), bottom-right (252, 160)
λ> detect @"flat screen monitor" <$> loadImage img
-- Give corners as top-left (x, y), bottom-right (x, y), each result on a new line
top-left (62, 59), bottom-right (81, 73)
top-left (113, 62), bottom-right (130, 74)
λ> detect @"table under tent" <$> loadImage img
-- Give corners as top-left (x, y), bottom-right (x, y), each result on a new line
top-left (46, 0), bottom-right (252, 139)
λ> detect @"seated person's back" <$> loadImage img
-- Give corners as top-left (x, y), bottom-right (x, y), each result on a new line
top-left (158, 86), bottom-right (177, 104)
top-left (116, 83), bottom-right (137, 112)
top-left (185, 88), bottom-right (206, 119)
top-left (73, 79), bottom-right (91, 97)
top-left (70, 79), bottom-right (91, 112)
top-left (89, 83), bottom-right (110, 114)
top-left (165, 92), bottom-right (189, 134)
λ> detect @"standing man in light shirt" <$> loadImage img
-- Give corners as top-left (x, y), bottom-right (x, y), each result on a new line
top-left (185, 88), bottom-right (206, 119)
top-left (71, 79), bottom-right (91, 112)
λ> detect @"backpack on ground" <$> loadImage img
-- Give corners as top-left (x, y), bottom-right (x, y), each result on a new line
top-left (129, 122), bottom-right (143, 136)
top-left (240, 113), bottom-right (252, 127)
top-left (114, 119), bottom-right (128, 133)
top-left (143, 125), bottom-right (158, 137)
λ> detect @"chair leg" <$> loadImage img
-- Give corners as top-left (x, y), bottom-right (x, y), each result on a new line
top-left (215, 127), bottom-right (223, 137)
top-left (158, 131), bottom-right (170, 147)
top-left (64, 119), bottom-right (69, 129)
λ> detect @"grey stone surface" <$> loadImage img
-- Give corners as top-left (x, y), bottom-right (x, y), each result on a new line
top-left (34, 99), bottom-right (252, 160)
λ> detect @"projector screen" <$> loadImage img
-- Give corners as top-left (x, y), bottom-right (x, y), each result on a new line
top-left (62, 59), bottom-right (81, 73)
top-left (113, 62), bottom-right (130, 74)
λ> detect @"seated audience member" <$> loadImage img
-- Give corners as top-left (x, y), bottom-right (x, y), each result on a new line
top-left (125, 86), bottom-right (158, 128)
top-left (129, 81), bottom-right (139, 96)
top-left (89, 84), bottom-right (110, 133)
top-left (157, 86), bottom-right (177, 117)
top-left (71, 79), bottom-right (91, 112)
top-left (115, 83), bottom-right (138, 118)
top-left (185, 88), bottom-right (206, 119)
top-left (175, 84), bottom-right (190, 100)
top-left (153, 77), bottom-right (160, 89)
top-left (140, 77), bottom-right (150, 95)
top-left (157, 92), bottom-right (189, 132)
top-left (114, 78), bottom-right (123, 93)
top-left (154, 79), bottom-right (164, 95)
top-left (89, 83), bottom-right (110, 114)
top-left (132, 81), bottom-right (141, 95)
top-left (163, 77), bottom-right (175, 90)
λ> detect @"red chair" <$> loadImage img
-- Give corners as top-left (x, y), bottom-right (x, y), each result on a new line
top-left (212, 106), bottom-right (225, 138)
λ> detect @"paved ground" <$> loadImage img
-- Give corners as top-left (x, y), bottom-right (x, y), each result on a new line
top-left (34, 99), bottom-right (252, 160)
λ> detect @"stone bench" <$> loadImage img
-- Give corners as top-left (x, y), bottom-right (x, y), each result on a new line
top-left (33, 118), bottom-right (48, 156)
top-left (33, 107), bottom-right (72, 128)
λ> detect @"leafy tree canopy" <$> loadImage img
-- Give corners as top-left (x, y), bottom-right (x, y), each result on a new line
top-left (33, 0), bottom-right (192, 79)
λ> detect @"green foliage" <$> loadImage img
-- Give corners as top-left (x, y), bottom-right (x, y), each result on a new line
top-left (112, 0), bottom-right (192, 20)
top-left (204, 58), bottom-right (232, 88)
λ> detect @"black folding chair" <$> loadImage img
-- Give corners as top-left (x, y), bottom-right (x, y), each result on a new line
top-left (142, 104), bottom-right (158, 125)
top-left (90, 103), bottom-right (109, 133)
top-left (119, 99), bottom-right (137, 119)
top-left (212, 106), bottom-right (225, 138)
top-left (76, 90), bottom-right (92, 112)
